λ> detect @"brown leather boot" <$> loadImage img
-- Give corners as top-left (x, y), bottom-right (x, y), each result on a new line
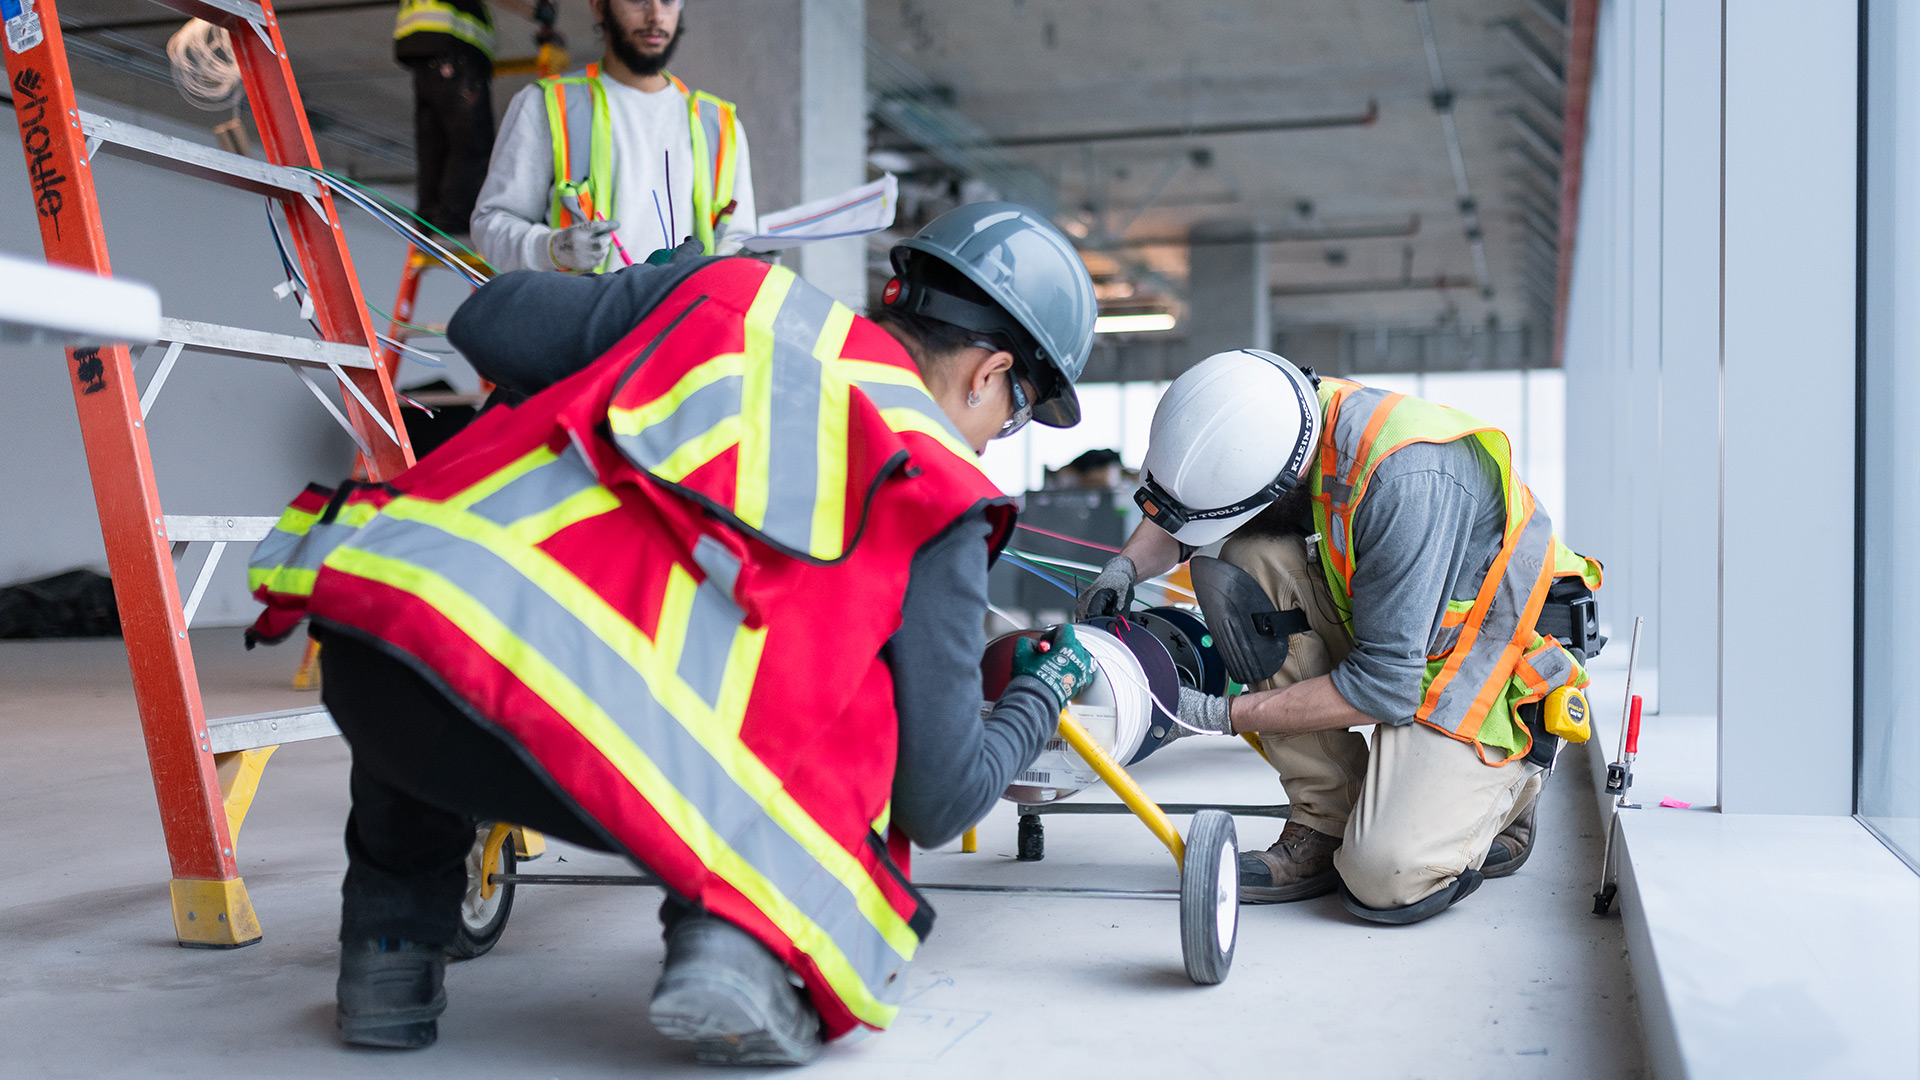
top-left (1483, 793), bottom-right (1539, 879)
top-left (1238, 821), bottom-right (1343, 903)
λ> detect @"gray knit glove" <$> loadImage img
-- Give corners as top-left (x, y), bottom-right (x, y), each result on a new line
top-left (1075, 555), bottom-right (1138, 620)
top-left (547, 219), bottom-right (620, 272)
top-left (1175, 687), bottom-right (1234, 736)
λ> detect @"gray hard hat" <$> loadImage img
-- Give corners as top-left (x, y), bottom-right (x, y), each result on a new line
top-left (887, 202), bottom-right (1096, 427)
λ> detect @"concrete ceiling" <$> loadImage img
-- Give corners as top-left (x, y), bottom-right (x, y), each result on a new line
top-left (35, 0), bottom-right (1570, 369)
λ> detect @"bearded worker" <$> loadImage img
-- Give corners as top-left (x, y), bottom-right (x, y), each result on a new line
top-left (1078, 349), bottom-right (1604, 925)
top-left (472, 0), bottom-right (757, 271)
top-left (246, 204), bottom-right (1099, 1063)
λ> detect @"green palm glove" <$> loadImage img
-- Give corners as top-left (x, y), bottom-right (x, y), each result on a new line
top-left (1010, 625), bottom-right (1097, 713)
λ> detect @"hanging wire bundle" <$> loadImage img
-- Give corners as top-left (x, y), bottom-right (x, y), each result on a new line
top-left (166, 19), bottom-right (244, 112)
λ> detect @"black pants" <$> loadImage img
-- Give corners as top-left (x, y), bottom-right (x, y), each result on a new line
top-left (408, 51), bottom-right (495, 236)
top-left (318, 627), bottom-right (628, 946)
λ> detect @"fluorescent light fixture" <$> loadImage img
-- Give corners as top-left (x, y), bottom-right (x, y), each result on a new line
top-left (1094, 312), bottom-right (1177, 334)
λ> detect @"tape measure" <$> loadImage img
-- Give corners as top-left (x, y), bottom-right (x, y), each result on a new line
top-left (1543, 685), bottom-right (1591, 743)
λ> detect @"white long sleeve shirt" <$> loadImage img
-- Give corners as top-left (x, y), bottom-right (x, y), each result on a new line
top-left (471, 69), bottom-right (757, 271)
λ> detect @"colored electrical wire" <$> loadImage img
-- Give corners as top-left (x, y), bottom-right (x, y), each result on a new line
top-left (290, 168), bottom-right (490, 287)
top-left (1014, 522), bottom-right (1123, 554)
top-left (364, 299), bottom-right (445, 338)
top-left (998, 551), bottom-right (1079, 597)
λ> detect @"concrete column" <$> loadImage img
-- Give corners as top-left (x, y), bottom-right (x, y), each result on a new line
top-left (1718, 1), bottom-right (1857, 814)
top-left (669, 0), bottom-right (868, 308)
top-left (1655, 0), bottom-right (1723, 717)
top-left (1186, 222), bottom-right (1270, 364)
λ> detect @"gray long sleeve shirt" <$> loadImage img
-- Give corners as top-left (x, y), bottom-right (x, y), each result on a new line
top-left (1328, 437), bottom-right (1509, 726)
top-left (446, 260), bottom-right (1054, 848)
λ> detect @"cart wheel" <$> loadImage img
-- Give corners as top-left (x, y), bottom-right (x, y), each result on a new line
top-left (1179, 809), bottom-right (1238, 985)
top-left (1017, 813), bottom-right (1045, 861)
top-left (449, 823), bottom-right (515, 960)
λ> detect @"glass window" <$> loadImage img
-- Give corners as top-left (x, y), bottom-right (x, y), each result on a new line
top-left (1859, 0), bottom-right (1920, 871)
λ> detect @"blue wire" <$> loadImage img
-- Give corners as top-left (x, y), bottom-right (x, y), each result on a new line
top-left (999, 551), bottom-right (1080, 598)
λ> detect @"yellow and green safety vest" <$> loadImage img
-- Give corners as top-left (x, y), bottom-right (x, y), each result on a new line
top-left (1309, 377), bottom-right (1605, 764)
top-left (538, 65), bottom-right (741, 267)
top-left (393, 0), bottom-right (497, 59)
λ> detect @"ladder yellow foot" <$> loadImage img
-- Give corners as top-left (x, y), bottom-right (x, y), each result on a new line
top-left (170, 877), bottom-right (263, 949)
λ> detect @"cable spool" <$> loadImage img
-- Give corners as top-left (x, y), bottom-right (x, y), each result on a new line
top-left (166, 19), bottom-right (244, 112)
top-left (1133, 606), bottom-right (1228, 696)
top-left (982, 625), bottom-right (1159, 804)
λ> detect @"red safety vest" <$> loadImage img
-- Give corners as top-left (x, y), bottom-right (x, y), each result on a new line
top-left (249, 259), bottom-right (1012, 1036)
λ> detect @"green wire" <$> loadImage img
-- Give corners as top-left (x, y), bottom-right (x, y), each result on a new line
top-left (365, 299), bottom-right (445, 338)
top-left (294, 166), bottom-right (496, 272)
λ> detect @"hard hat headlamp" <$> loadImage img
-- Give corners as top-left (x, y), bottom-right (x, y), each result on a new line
top-left (1135, 470), bottom-right (1299, 534)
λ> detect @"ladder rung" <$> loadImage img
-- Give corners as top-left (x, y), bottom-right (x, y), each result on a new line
top-left (151, 0), bottom-right (271, 30)
top-left (80, 112), bottom-right (323, 200)
top-left (158, 317), bottom-right (374, 369)
top-left (207, 705), bottom-right (340, 755)
top-left (164, 515), bottom-right (280, 542)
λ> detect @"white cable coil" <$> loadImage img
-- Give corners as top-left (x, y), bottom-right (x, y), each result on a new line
top-left (1002, 625), bottom-right (1157, 804)
top-left (167, 20), bottom-right (244, 112)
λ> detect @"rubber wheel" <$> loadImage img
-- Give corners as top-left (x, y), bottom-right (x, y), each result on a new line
top-left (1016, 813), bottom-right (1045, 862)
top-left (448, 823), bottom-right (515, 960)
top-left (1180, 809), bottom-right (1238, 985)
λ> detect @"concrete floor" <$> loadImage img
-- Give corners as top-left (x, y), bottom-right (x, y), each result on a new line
top-left (1, 631), bottom-right (1649, 1078)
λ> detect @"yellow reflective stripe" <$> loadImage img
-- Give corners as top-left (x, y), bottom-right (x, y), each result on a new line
top-left (607, 354), bottom-right (744, 437)
top-left (247, 565), bottom-right (317, 595)
top-left (393, 0), bottom-right (495, 55)
top-left (273, 504), bottom-right (322, 537)
top-left (810, 305), bottom-right (856, 559)
top-left (369, 498), bottom-right (919, 996)
top-left (835, 359), bottom-right (982, 464)
top-left (447, 446), bottom-right (559, 511)
top-left (878, 408), bottom-right (978, 464)
top-left (732, 268), bottom-right (796, 531)
top-left (650, 415), bottom-right (742, 483)
top-left (505, 485), bottom-right (622, 544)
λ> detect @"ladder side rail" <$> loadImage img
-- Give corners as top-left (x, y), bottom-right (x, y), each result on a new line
top-left (226, 0), bottom-right (416, 480)
top-left (3, 5), bottom-right (240, 888)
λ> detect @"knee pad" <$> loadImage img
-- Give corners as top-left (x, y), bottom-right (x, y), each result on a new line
top-left (1190, 555), bottom-right (1310, 684)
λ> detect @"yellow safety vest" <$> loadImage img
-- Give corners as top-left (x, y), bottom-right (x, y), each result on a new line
top-left (1309, 377), bottom-right (1604, 763)
top-left (538, 65), bottom-right (741, 267)
top-left (393, 0), bottom-right (497, 59)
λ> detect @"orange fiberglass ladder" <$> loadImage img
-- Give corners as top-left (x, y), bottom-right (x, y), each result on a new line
top-left (5, 0), bottom-right (414, 946)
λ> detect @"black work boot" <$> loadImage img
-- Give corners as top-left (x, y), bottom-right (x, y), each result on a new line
top-left (1483, 792), bottom-right (1540, 880)
top-left (1238, 821), bottom-right (1344, 903)
top-left (648, 913), bottom-right (823, 1066)
top-left (336, 939), bottom-right (447, 1049)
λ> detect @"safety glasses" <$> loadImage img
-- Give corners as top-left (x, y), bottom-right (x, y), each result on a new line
top-left (972, 340), bottom-right (1034, 439)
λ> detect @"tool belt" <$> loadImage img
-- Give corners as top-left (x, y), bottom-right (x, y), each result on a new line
top-left (1533, 576), bottom-right (1604, 662)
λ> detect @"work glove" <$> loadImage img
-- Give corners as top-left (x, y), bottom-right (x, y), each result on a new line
top-left (1175, 686), bottom-right (1234, 737)
top-left (1074, 555), bottom-right (1138, 620)
top-left (547, 219), bottom-right (620, 273)
top-left (1009, 625), bottom-right (1097, 714)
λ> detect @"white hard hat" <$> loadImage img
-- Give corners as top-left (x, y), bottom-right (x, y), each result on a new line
top-left (1134, 349), bottom-right (1322, 547)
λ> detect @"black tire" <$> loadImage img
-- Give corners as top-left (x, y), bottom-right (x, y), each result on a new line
top-left (1016, 813), bottom-right (1045, 862)
top-left (1180, 809), bottom-right (1238, 985)
top-left (448, 824), bottom-right (515, 961)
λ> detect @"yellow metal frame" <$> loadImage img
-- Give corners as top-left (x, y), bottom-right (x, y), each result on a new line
top-left (1054, 713), bottom-right (1186, 866)
top-left (479, 822), bottom-right (514, 900)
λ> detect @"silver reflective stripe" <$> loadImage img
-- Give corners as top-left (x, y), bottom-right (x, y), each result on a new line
top-left (675, 577), bottom-right (743, 708)
top-left (469, 449), bottom-right (602, 527)
top-left (695, 97), bottom-right (724, 174)
top-left (756, 283), bottom-right (835, 548)
top-left (619, 374), bottom-right (743, 470)
top-left (1328, 386), bottom-right (1396, 486)
top-left (1422, 507), bottom-right (1554, 732)
top-left (692, 535), bottom-right (741, 601)
top-left (1322, 476), bottom-right (1354, 505)
top-left (561, 82), bottom-right (594, 185)
top-left (1428, 623), bottom-right (1462, 657)
top-left (252, 519), bottom-right (363, 576)
top-left (1526, 638), bottom-right (1577, 687)
top-left (342, 514), bottom-right (911, 994)
top-left (853, 381), bottom-right (970, 448)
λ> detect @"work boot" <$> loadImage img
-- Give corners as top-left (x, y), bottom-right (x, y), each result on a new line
top-left (648, 913), bottom-right (823, 1066)
top-left (1237, 821), bottom-right (1343, 903)
top-left (1482, 793), bottom-right (1540, 880)
top-left (336, 939), bottom-right (447, 1049)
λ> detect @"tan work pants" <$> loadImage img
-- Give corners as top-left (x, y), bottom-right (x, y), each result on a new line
top-left (1218, 532), bottom-right (1544, 909)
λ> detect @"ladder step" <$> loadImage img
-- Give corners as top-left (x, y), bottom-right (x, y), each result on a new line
top-left (158, 317), bottom-right (374, 370)
top-left (79, 112), bottom-right (323, 201)
top-left (164, 515), bottom-right (280, 543)
top-left (207, 704), bottom-right (340, 755)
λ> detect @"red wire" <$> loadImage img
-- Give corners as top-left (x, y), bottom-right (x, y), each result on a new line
top-left (1013, 522), bottom-right (1123, 554)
